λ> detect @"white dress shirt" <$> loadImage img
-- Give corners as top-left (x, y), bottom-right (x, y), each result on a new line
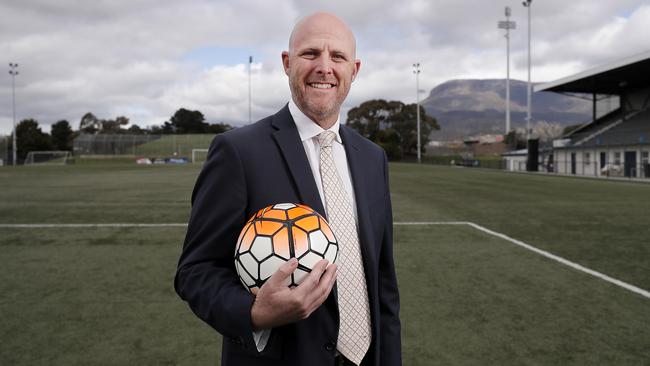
top-left (253, 100), bottom-right (358, 351)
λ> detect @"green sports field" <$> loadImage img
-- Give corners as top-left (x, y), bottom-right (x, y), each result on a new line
top-left (1, 162), bottom-right (648, 365)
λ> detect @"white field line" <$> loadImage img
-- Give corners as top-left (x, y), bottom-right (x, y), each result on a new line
top-left (395, 221), bottom-right (650, 300)
top-left (2, 221), bottom-right (648, 300)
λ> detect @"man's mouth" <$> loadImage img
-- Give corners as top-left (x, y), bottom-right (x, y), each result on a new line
top-left (308, 82), bottom-right (336, 89)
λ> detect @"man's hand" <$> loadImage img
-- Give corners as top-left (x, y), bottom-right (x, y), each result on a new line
top-left (250, 258), bottom-right (337, 330)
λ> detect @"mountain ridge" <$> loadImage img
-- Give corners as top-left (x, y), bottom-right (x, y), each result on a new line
top-left (422, 79), bottom-right (593, 139)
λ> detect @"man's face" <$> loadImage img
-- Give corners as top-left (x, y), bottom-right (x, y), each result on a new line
top-left (282, 14), bottom-right (360, 127)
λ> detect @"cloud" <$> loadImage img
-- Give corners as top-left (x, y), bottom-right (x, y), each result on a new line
top-left (0, 0), bottom-right (648, 134)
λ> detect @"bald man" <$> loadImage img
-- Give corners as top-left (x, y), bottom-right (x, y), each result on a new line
top-left (175, 12), bottom-right (401, 366)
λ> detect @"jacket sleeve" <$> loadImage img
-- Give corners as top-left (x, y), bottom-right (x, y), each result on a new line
top-left (378, 151), bottom-right (402, 365)
top-left (174, 134), bottom-right (260, 351)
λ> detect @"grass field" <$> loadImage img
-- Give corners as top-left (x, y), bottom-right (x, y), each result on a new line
top-left (1, 162), bottom-right (648, 365)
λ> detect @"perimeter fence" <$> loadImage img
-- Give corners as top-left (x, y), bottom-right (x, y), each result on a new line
top-left (73, 134), bottom-right (215, 159)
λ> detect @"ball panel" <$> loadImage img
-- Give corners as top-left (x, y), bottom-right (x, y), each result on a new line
top-left (236, 258), bottom-right (257, 287)
top-left (239, 252), bottom-right (259, 279)
top-left (239, 222), bottom-right (257, 252)
top-left (250, 236), bottom-right (273, 261)
top-left (259, 255), bottom-right (286, 281)
top-left (287, 206), bottom-right (311, 219)
top-left (319, 218), bottom-right (336, 243)
top-left (261, 208), bottom-right (288, 221)
top-left (295, 215), bottom-right (319, 232)
top-left (255, 220), bottom-right (283, 236)
top-left (300, 251), bottom-right (323, 270)
top-left (272, 227), bottom-right (291, 259)
top-left (273, 203), bottom-right (296, 210)
top-left (324, 243), bottom-right (338, 264)
top-left (292, 226), bottom-right (309, 257)
top-left (309, 230), bottom-right (328, 255)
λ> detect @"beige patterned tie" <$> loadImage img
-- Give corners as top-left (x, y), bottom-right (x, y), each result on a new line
top-left (317, 131), bottom-right (371, 365)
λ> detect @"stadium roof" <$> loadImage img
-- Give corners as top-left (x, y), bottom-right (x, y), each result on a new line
top-left (535, 50), bottom-right (650, 94)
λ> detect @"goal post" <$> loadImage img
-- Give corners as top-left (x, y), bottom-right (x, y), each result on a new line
top-left (191, 148), bottom-right (209, 164)
top-left (25, 151), bottom-right (72, 165)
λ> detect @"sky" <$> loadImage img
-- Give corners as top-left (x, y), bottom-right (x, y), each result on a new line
top-left (1, 0), bottom-right (649, 135)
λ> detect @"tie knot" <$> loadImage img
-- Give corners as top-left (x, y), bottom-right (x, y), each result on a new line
top-left (317, 131), bottom-right (337, 148)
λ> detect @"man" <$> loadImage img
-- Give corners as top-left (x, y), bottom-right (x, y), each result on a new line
top-left (175, 12), bottom-right (401, 366)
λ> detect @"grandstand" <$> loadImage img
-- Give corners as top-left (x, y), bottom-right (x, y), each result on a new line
top-left (536, 50), bottom-right (650, 179)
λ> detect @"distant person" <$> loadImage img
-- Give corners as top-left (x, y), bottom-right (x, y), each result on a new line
top-left (175, 12), bottom-right (401, 366)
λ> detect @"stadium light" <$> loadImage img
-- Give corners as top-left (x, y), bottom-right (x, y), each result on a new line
top-left (9, 63), bottom-right (19, 166)
top-left (248, 56), bottom-right (252, 124)
top-left (522, 0), bottom-right (533, 141)
top-left (413, 63), bottom-right (421, 164)
top-left (498, 7), bottom-right (516, 134)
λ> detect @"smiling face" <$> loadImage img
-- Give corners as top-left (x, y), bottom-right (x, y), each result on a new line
top-left (282, 13), bottom-right (361, 129)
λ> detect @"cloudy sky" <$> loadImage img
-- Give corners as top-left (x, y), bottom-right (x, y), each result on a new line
top-left (1, 0), bottom-right (648, 134)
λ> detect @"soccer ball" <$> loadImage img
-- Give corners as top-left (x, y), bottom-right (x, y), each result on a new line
top-left (234, 203), bottom-right (338, 292)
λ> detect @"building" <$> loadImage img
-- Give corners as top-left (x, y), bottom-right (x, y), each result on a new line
top-left (535, 50), bottom-right (650, 179)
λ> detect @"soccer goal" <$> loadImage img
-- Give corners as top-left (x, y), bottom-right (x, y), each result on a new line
top-left (191, 148), bottom-right (209, 164)
top-left (25, 151), bottom-right (72, 165)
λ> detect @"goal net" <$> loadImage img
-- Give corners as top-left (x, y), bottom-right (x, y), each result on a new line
top-left (25, 151), bottom-right (72, 165)
top-left (191, 148), bottom-right (209, 164)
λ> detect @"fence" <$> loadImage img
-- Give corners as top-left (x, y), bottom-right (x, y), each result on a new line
top-left (73, 134), bottom-right (215, 159)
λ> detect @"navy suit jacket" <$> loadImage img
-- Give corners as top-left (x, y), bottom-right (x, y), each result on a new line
top-left (175, 105), bottom-right (401, 365)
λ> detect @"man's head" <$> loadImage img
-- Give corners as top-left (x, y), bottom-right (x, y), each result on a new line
top-left (282, 12), bottom-right (360, 128)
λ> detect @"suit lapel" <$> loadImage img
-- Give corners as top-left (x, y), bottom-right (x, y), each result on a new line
top-left (271, 106), bottom-right (326, 216)
top-left (340, 126), bottom-right (378, 272)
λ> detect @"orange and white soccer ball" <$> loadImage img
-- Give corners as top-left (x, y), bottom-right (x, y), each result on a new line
top-left (234, 203), bottom-right (338, 292)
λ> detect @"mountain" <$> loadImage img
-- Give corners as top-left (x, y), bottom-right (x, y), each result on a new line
top-left (422, 79), bottom-right (592, 139)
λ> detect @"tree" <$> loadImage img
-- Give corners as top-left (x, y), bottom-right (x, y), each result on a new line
top-left (346, 99), bottom-right (439, 160)
top-left (50, 120), bottom-right (73, 151)
top-left (164, 108), bottom-right (209, 134)
top-left (79, 112), bottom-right (101, 134)
top-left (391, 103), bottom-right (438, 156)
top-left (127, 124), bottom-right (145, 134)
top-left (14, 119), bottom-right (52, 160)
top-left (532, 121), bottom-right (564, 142)
top-left (100, 116), bottom-right (129, 133)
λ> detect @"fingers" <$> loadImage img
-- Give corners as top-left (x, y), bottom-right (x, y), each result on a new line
top-left (293, 259), bottom-right (329, 295)
top-left (296, 260), bottom-right (337, 307)
top-left (266, 257), bottom-right (298, 287)
top-left (306, 263), bottom-right (337, 308)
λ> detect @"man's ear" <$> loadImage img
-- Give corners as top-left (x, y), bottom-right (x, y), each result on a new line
top-left (352, 59), bottom-right (361, 82)
top-left (282, 51), bottom-right (290, 75)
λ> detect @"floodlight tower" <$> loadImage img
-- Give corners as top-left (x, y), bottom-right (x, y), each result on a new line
top-left (9, 63), bottom-right (19, 166)
top-left (413, 63), bottom-right (421, 163)
top-left (522, 0), bottom-right (533, 140)
top-left (498, 7), bottom-right (516, 134)
top-left (248, 56), bottom-right (252, 124)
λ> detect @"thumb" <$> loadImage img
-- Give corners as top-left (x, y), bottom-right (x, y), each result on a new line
top-left (266, 257), bottom-right (298, 287)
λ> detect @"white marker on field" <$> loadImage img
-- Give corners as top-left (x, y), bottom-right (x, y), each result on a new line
top-left (394, 221), bottom-right (650, 300)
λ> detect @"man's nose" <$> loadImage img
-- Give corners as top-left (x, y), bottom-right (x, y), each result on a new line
top-left (314, 55), bottom-right (333, 75)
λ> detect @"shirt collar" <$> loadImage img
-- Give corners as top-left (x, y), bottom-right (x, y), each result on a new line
top-left (288, 99), bottom-right (342, 144)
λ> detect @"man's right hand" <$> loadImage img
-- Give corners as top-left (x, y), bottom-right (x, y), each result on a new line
top-left (250, 258), bottom-right (337, 330)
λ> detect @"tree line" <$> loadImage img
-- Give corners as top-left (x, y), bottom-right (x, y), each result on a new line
top-left (3, 108), bottom-right (233, 163)
top-left (4, 100), bottom-right (439, 163)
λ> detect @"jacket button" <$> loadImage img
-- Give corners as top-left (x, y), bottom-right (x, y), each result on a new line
top-left (324, 341), bottom-right (335, 352)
